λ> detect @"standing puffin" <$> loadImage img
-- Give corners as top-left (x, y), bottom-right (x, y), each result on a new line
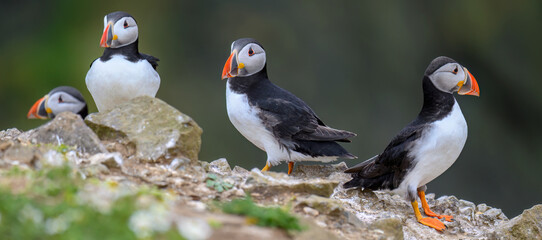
top-left (221, 38), bottom-right (356, 175)
top-left (27, 86), bottom-right (88, 119)
top-left (85, 11), bottom-right (160, 112)
top-left (343, 56), bottom-right (480, 231)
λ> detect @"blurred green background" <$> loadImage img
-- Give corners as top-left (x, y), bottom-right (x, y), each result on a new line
top-left (1, 0), bottom-right (541, 217)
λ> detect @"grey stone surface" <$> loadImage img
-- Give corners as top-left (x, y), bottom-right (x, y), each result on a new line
top-left (493, 204), bottom-right (542, 239)
top-left (26, 112), bottom-right (107, 154)
top-left (85, 96), bottom-right (202, 163)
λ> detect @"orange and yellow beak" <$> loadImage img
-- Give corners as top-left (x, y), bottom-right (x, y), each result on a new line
top-left (27, 96), bottom-right (50, 119)
top-left (221, 50), bottom-right (241, 79)
top-left (100, 22), bottom-right (114, 48)
top-left (457, 68), bottom-right (480, 97)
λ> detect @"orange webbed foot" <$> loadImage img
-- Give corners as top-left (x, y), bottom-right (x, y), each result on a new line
top-left (418, 190), bottom-right (454, 222)
top-left (437, 215), bottom-right (453, 222)
top-left (418, 217), bottom-right (446, 232)
top-left (411, 200), bottom-right (447, 232)
top-left (423, 208), bottom-right (454, 222)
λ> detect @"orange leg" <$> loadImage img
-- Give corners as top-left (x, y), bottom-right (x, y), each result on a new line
top-left (287, 162), bottom-right (294, 175)
top-left (411, 201), bottom-right (446, 232)
top-left (261, 162), bottom-right (271, 172)
top-left (418, 190), bottom-right (454, 222)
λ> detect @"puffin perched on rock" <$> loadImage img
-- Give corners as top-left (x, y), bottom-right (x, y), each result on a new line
top-left (221, 38), bottom-right (356, 175)
top-left (343, 56), bottom-right (479, 231)
top-left (86, 11), bottom-right (160, 112)
top-left (27, 86), bottom-right (88, 119)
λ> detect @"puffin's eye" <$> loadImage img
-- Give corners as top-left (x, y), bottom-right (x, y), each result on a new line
top-left (58, 96), bottom-right (63, 103)
top-left (248, 48), bottom-right (254, 56)
top-left (452, 67), bottom-right (458, 74)
top-left (123, 20), bottom-right (128, 28)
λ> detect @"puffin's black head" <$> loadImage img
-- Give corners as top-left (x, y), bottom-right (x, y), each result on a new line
top-left (424, 56), bottom-right (480, 96)
top-left (28, 86), bottom-right (88, 119)
top-left (100, 11), bottom-right (139, 48)
top-left (221, 38), bottom-right (266, 79)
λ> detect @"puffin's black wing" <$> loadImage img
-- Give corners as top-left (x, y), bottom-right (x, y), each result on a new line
top-left (140, 53), bottom-right (160, 70)
top-left (344, 122), bottom-right (425, 190)
top-left (252, 81), bottom-right (355, 148)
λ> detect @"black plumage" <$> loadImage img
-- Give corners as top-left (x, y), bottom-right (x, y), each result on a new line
top-left (97, 40), bottom-right (159, 69)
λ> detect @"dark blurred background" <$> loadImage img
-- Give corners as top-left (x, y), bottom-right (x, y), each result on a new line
top-left (1, 0), bottom-right (541, 217)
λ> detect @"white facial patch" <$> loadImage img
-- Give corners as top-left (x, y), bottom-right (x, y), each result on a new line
top-left (429, 63), bottom-right (466, 93)
top-left (111, 17), bottom-right (138, 48)
top-left (237, 43), bottom-right (266, 77)
top-left (47, 92), bottom-right (86, 116)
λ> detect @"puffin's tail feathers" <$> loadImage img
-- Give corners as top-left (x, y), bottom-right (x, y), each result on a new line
top-left (294, 126), bottom-right (356, 142)
top-left (293, 140), bottom-right (357, 159)
top-left (343, 155), bottom-right (398, 190)
top-left (344, 155), bottom-right (379, 173)
top-left (343, 172), bottom-right (396, 190)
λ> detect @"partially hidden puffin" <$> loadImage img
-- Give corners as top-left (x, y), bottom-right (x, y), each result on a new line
top-left (221, 38), bottom-right (356, 175)
top-left (27, 86), bottom-right (88, 119)
top-left (85, 11), bottom-right (160, 112)
top-left (343, 56), bottom-right (479, 231)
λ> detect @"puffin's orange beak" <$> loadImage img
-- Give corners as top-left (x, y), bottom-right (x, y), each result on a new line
top-left (458, 68), bottom-right (480, 97)
top-left (222, 50), bottom-right (239, 80)
top-left (27, 96), bottom-right (49, 119)
top-left (221, 52), bottom-right (234, 79)
top-left (100, 22), bottom-right (113, 48)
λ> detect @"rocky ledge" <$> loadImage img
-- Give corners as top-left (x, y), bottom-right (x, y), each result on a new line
top-left (0, 96), bottom-right (540, 240)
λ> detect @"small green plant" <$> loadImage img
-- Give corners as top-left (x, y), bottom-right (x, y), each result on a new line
top-left (205, 174), bottom-right (233, 193)
top-left (55, 144), bottom-right (73, 154)
top-left (221, 196), bottom-right (304, 232)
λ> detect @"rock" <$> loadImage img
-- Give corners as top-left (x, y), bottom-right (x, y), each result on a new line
top-left (232, 166), bottom-right (250, 174)
top-left (291, 162), bottom-right (349, 180)
top-left (2, 143), bottom-right (40, 166)
top-left (242, 168), bottom-right (343, 199)
top-left (292, 218), bottom-right (341, 240)
top-left (0, 128), bottom-right (22, 140)
top-left (368, 218), bottom-right (404, 240)
top-left (493, 204), bottom-right (542, 239)
top-left (208, 158), bottom-right (231, 175)
top-left (296, 195), bottom-right (344, 217)
top-left (26, 112), bottom-right (107, 154)
top-left (88, 153), bottom-right (123, 170)
top-left (303, 207), bottom-right (319, 217)
top-left (85, 96), bottom-right (202, 163)
top-left (168, 157), bottom-right (191, 170)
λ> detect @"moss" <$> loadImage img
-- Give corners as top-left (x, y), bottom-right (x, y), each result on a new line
top-left (221, 196), bottom-right (304, 232)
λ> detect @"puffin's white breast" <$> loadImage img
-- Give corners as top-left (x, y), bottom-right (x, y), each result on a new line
top-left (226, 82), bottom-right (274, 152)
top-left (85, 55), bottom-right (160, 112)
top-left (394, 100), bottom-right (467, 197)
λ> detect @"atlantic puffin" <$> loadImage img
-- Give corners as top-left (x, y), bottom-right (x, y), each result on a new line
top-left (343, 56), bottom-right (480, 231)
top-left (27, 86), bottom-right (88, 119)
top-left (221, 38), bottom-right (356, 175)
top-left (85, 11), bottom-right (160, 112)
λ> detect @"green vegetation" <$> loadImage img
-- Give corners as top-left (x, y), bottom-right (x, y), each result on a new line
top-left (221, 196), bottom-right (304, 232)
top-left (205, 173), bottom-right (233, 193)
top-left (0, 165), bottom-right (186, 240)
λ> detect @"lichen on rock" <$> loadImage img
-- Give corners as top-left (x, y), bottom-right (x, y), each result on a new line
top-left (85, 96), bottom-right (202, 163)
